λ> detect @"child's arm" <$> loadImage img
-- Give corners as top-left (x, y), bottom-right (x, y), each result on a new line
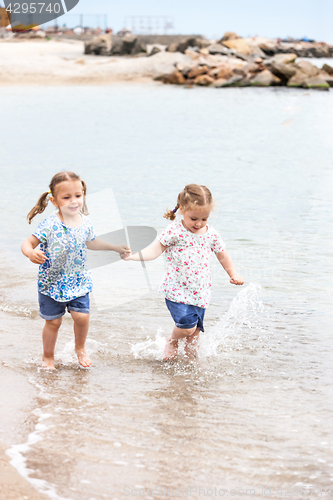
top-left (21, 236), bottom-right (46, 264)
top-left (216, 250), bottom-right (244, 285)
top-left (122, 239), bottom-right (166, 262)
top-left (86, 238), bottom-right (130, 255)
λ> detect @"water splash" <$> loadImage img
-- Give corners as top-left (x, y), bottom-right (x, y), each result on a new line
top-left (201, 283), bottom-right (265, 358)
top-left (131, 283), bottom-right (265, 361)
top-left (131, 328), bottom-right (166, 360)
top-left (0, 302), bottom-right (33, 317)
top-left (56, 338), bottom-right (109, 365)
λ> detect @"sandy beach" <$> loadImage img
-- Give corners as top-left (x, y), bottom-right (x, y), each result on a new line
top-left (0, 38), bottom-right (189, 85)
top-left (0, 443), bottom-right (47, 500)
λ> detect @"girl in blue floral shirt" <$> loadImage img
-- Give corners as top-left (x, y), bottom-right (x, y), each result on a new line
top-left (22, 171), bottom-right (129, 370)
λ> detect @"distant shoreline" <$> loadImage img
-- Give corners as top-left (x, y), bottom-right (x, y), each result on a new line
top-left (0, 39), bottom-right (188, 86)
top-left (0, 38), bottom-right (332, 88)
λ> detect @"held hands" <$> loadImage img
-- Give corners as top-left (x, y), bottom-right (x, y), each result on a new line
top-left (229, 274), bottom-right (244, 285)
top-left (115, 244), bottom-right (131, 258)
top-left (121, 251), bottom-right (132, 261)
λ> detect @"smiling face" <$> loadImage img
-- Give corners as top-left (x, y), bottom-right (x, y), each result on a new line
top-left (50, 180), bottom-right (84, 220)
top-left (180, 204), bottom-right (212, 234)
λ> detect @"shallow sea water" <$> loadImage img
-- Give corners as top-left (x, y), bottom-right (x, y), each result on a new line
top-left (0, 83), bottom-right (333, 499)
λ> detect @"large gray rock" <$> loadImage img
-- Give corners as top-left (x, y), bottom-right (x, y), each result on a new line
top-left (208, 44), bottom-right (232, 55)
top-left (148, 46), bottom-right (162, 57)
top-left (220, 32), bottom-right (241, 42)
top-left (131, 41), bottom-right (148, 55)
top-left (159, 70), bottom-right (186, 85)
top-left (287, 71), bottom-right (308, 87)
top-left (187, 65), bottom-right (208, 79)
top-left (271, 53), bottom-right (297, 65)
top-left (325, 77), bottom-right (333, 87)
top-left (322, 64), bottom-right (333, 76)
top-left (121, 34), bottom-right (138, 54)
top-left (250, 69), bottom-right (281, 86)
top-left (110, 36), bottom-right (124, 55)
top-left (269, 61), bottom-right (297, 81)
top-left (194, 74), bottom-right (214, 86)
top-left (303, 77), bottom-right (329, 90)
top-left (242, 62), bottom-right (263, 74)
top-left (84, 34), bottom-right (112, 55)
top-left (233, 52), bottom-right (254, 63)
top-left (172, 37), bottom-right (207, 53)
top-left (294, 60), bottom-right (319, 77)
top-left (220, 75), bottom-right (244, 86)
top-left (166, 43), bottom-right (179, 53)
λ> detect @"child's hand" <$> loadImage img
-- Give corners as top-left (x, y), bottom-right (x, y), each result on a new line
top-left (121, 252), bottom-right (132, 261)
top-left (29, 249), bottom-right (47, 265)
top-left (230, 274), bottom-right (244, 285)
top-left (115, 244), bottom-right (130, 255)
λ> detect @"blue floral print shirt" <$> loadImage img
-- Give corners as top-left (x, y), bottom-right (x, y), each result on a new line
top-left (33, 213), bottom-right (96, 302)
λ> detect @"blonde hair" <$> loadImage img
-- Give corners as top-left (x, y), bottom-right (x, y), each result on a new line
top-left (164, 184), bottom-right (213, 221)
top-left (27, 171), bottom-right (88, 224)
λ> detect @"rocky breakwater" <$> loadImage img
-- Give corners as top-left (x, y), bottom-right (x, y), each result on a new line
top-left (157, 32), bottom-right (333, 90)
top-left (84, 34), bottom-right (202, 56)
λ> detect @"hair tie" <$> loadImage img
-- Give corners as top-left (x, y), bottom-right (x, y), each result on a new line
top-left (48, 190), bottom-right (51, 194)
top-left (172, 208), bottom-right (177, 213)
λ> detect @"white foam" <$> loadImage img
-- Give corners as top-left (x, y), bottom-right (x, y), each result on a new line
top-left (131, 328), bottom-right (166, 360)
top-left (6, 412), bottom-right (70, 500)
top-left (0, 303), bottom-right (32, 317)
top-left (56, 338), bottom-right (109, 365)
top-left (131, 283), bottom-right (264, 361)
top-left (201, 283), bottom-right (264, 358)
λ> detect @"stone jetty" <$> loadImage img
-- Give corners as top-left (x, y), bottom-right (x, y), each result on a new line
top-left (84, 32), bottom-right (333, 90)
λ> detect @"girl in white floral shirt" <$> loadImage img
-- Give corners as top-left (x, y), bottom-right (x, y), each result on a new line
top-left (124, 184), bottom-right (243, 360)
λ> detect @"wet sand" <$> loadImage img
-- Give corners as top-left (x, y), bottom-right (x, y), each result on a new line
top-left (0, 442), bottom-right (47, 500)
top-left (0, 39), bottom-right (189, 85)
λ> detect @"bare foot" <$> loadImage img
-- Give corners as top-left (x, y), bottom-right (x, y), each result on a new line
top-left (184, 331), bottom-right (199, 360)
top-left (41, 356), bottom-right (56, 370)
top-left (184, 342), bottom-right (199, 360)
top-left (163, 337), bottom-right (178, 361)
top-left (76, 349), bottom-right (92, 368)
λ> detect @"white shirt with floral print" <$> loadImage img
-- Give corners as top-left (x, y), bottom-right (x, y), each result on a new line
top-left (158, 220), bottom-right (225, 308)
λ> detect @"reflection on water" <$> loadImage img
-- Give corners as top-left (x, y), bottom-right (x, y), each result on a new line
top-left (0, 84), bottom-right (333, 499)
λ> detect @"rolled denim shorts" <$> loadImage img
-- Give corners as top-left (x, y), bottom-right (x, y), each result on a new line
top-left (38, 292), bottom-right (90, 320)
top-left (165, 298), bottom-right (205, 332)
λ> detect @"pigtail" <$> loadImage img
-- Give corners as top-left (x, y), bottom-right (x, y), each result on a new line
top-left (164, 204), bottom-right (179, 221)
top-left (27, 192), bottom-right (50, 224)
top-left (163, 184), bottom-right (213, 222)
top-left (81, 180), bottom-right (89, 215)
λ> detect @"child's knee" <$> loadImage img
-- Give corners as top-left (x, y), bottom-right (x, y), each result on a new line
top-left (46, 317), bottom-right (62, 330)
top-left (72, 312), bottom-right (89, 327)
top-left (182, 326), bottom-right (197, 336)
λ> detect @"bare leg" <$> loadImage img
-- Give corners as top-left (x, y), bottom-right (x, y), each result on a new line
top-left (184, 327), bottom-right (200, 359)
top-left (42, 317), bottom-right (62, 370)
top-left (70, 311), bottom-right (91, 367)
top-left (163, 325), bottom-right (197, 361)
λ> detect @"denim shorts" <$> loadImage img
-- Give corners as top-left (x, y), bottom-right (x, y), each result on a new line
top-left (165, 299), bottom-right (205, 332)
top-left (38, 292), bottom-right (90, 320)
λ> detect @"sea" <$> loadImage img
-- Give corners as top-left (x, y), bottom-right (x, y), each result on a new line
top-left (0, 76), bottom-right (333, 500)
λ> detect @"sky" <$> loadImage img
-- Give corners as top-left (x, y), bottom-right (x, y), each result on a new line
top-left (0, 0), bottom-right (331, 42)
top-left (61, 0), bottom-right (332, 42)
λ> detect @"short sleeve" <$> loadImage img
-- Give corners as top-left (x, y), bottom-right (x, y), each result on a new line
top-left (211, 231), bottom-right (225, 253)
top-left (85, 218), bottom-right (96, 242)
top-left (158, 223), bottom-right (177, 247)
top-left (33, 219), bottom-right (52, 244)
